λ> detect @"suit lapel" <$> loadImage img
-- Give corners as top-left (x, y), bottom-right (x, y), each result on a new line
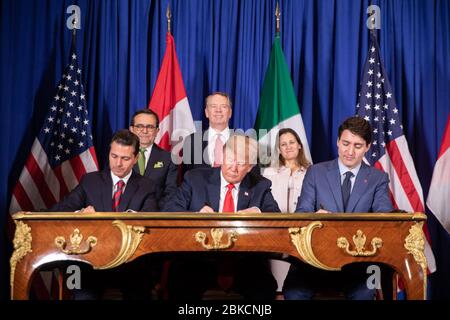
top-left (206, 168), bottom-right (221, 211)
top-left (144, 145), bottom-right (159, 176)
top-left (119, 172), bottom-right (139, 212)
top-left (237, 175), bottom-right (251, 210)
top-left (326, 160), bottom-right (344, 212)
top-left (346, 163), bottom-right (370, 213)
top-left (101, 170), bottom-right (114, 212)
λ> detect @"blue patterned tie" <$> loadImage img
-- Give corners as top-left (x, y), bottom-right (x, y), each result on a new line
top-left (342, 171), bottom-right (354, 212)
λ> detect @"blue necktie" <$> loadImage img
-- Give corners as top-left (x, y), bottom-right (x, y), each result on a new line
top-left (342, 171), bottom-right (354, 212)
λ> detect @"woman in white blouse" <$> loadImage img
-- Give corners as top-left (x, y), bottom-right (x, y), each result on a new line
top-left (262, 128), bottom-right (311, 296)
top-left (262, 128), bottom-right (311, 212)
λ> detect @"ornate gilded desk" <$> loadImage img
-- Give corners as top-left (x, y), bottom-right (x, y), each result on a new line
top-left (10, 212), bottom-right (428, 300)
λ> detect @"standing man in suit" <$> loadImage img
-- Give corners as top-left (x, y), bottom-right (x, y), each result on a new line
top-left (129, 109), bottom-right (178, 210)
top-left (283, 116), bottom-right (393, 300)
top-left (165, 134), bottom-right (279, 299)
top-left (182, 92), bottom-right (233, 171)
top-left (51, 129), bottom-right (157, 213)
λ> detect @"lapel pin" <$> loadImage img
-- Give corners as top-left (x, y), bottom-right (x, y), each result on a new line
top-left (244, 192), bottom-right (249, 196)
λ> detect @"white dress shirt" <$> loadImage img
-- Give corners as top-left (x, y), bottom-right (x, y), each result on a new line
top-left (111, 170), bottom-right (132, 196)
top-left (207, 127), bottom-right (230, 165)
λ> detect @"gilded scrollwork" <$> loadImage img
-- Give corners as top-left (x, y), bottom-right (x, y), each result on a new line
top-left (289, 222), bottom-right (339, 271)
top-left (10, 221), bottom-right (33, 297)
top-left (404, 221), bottom-right (427, 299)
top-left (337, 230), bottom-right (382, 257)
top-left (55, 228), bottom-right (97, 255)
top-left (195, 228), bottom-right (238, 250)
top-left (96, 220), bottom-right (145, 270)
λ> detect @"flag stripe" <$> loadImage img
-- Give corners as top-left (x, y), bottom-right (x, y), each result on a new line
top-left (11, 183), bottom-right (34, 213)
top-left (25, 153), bottom-right (57, 208)
top-left (69, 154), bottom-right (87, 182)
top-left (17, 165), bottom-right (47, 210)
top-left (60, 162), bottom-right (78, 193)
top-left (31, 139), bottom-right (59, 200)
top-left (82, 147), bottom-right (99, 173)
top-left (386, 139), bottom-right (424, 212)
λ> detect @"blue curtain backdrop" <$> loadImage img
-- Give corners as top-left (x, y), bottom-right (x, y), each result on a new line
top-left (1, 0), bottom-right (449, 299)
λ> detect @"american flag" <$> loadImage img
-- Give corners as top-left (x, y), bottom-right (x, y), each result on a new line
top-left (356, 32), bottom-right (436, 273)
top-left (9, 38), bottom-right (98, 214)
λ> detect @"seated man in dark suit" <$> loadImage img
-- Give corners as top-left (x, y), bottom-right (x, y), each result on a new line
top-left (283, 116), bottom-right (393, 300)
top-left (51, 129), bottom-right (158, 213)
top-left (50, 129), bottom-right (158, 299)
top-left (165, 134), bottom-right (279, 300)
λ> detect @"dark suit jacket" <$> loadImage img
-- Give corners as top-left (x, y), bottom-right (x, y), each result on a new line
top-left (182, 131), bottom-right (211, 172)
top-left (50, 169), bottom-right (158, 212)
top-left (133, 144), bottom-right (178, 210)
top-left (295, 159), bottom-right (393, 213)
top-left (165, 167), bottom-right (280, 212)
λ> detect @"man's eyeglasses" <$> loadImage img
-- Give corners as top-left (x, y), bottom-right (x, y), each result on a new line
top-left (133, 124), bottom-right (157, 131)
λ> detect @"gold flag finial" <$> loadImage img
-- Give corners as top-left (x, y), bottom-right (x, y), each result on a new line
top-left (275, 2), bottom-right (280, 34)
top-left (166, 3), bottom-right (172, 33)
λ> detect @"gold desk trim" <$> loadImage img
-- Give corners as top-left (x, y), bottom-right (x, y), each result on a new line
top-left (404, 222), bottom-right (428, 299)
top-left (96, 220), bottom-right (145, 270)
top-left (337, 230), bottom-right (383, 257)
top-left (10, 221), bottom-right (32, 298)
top-left (195, 228), bottom-right (238, 250)
top-left (289, 221), bottom-right (340, 271)
top-left (12, 211), bottom-right (427, 221)
top-left (55, 229), bottom-right (97, 255)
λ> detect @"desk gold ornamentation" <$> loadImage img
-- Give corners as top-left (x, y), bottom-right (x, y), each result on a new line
top-left (195, 228), bottom-right (238, 250)
top-left (9, 212), bottom-right (428, 300)
top-left (54, 228), bottom-right (97, 255)
top-left (289, 222), bottom-right (339, 271)
top-left (336, 230), bottom-right (383, 257)
top-left (10, 221), bottom-right (32, 298)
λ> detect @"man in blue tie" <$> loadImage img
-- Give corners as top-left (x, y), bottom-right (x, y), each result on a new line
top-left (283, 116), bottom-right (393, 300)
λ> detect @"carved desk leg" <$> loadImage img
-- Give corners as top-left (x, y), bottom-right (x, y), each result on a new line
top-left (10, 221), bottom-right (33, 300)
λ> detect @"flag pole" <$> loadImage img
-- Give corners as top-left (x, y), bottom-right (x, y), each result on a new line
top-left (275, 1), bottom-right (280, 35)
top-left (166, 3), bottom-right (172, 34)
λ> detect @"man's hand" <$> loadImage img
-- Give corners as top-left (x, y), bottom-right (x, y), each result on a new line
top-left (199, 205), bottom-right (215, 213)
top-left (80, 205), bottom-right (96, 213)
top-left (315, 208), bottom-right (331, 213)
top-left (237, 206), bottom-right (261, 213)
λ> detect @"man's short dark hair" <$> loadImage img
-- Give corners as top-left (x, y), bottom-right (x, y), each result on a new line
top-left (111, 129), bottom-right (140, 156)
top-left (338, 116), bottom-right (372, 146)
top-left (130, 109), bottom-right (160, 128)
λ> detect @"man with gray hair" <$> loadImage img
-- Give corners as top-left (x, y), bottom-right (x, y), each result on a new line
top-left (164, 134), bottom-right (279, 300)
top-left (168, 134), bottom-right (277, 213)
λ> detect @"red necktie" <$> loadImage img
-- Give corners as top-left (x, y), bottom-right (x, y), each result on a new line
top-left (213, 134), bottom-right (223, 167)
top-left (222, 183), bottom-right (235, 212)
top-left (112, 180), bottom-right (125, 212)
top-left (218, 183), bottom-right (236, 291)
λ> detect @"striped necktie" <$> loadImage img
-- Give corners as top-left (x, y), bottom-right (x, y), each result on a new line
top-left (112, 180), bottom-right (125, 212)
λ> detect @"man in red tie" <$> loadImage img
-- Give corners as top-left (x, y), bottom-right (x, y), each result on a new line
top-left (165, 134), bottom-right (280, 300)
top-left (51, 129), bottom-right (158, 213)
top-left (50, 130), bottom-right (158, 299)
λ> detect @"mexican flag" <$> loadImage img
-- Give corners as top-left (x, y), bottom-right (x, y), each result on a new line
top-left (255, 35), bottom-right (311, 165)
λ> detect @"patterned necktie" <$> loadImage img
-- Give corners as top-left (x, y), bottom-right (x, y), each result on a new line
top-left (138, 148), bottom-right (146, 175)
top-left (342, 171), bottom-right (354, 212)
top-left (213, 134), bottom-right (223, 167)
top-left (112, 180), bottom-right (125, 212)
top-left (222, 183), bottom-right (235, 212)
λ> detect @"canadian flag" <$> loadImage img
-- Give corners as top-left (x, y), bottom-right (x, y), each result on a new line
top-left (149, 32), bottom-right (195, 155)
top-left (427, 115), bottom-right (450, 234)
